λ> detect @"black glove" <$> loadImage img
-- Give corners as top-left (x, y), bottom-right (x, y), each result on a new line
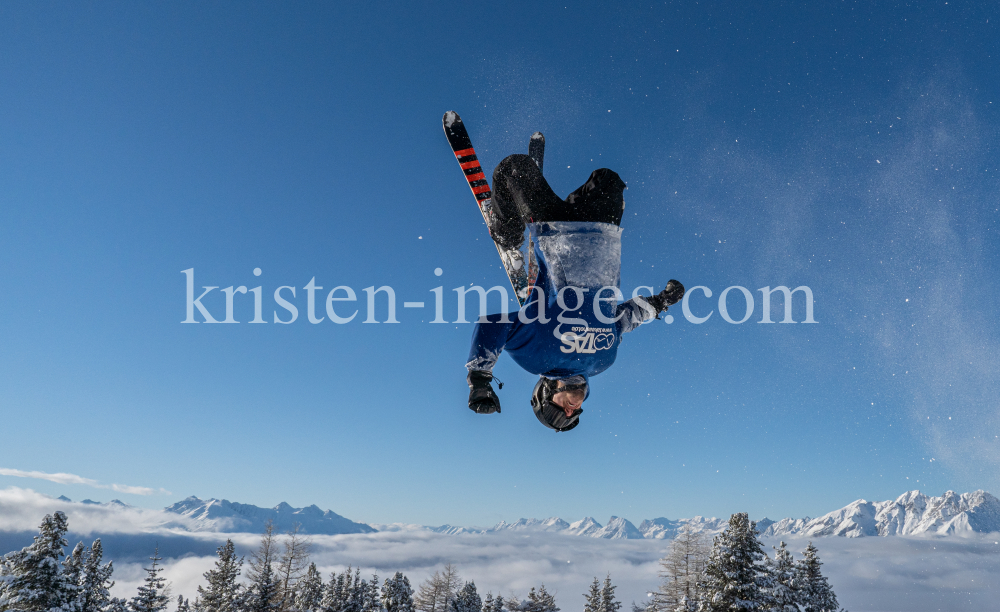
top-left (646, 280), bottom-right (685, 318)
top-left (467, 370), bottom-right (501, 414)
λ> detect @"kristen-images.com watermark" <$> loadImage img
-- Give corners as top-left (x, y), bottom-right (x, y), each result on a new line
top-left (180, 268), bottom-right (817, 326)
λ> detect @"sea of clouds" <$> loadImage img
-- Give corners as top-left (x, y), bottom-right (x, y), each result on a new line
top-left (1, 488), bottom-right (997, 612)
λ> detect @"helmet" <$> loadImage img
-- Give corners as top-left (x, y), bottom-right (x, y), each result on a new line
top-left (531, 377), bottom-right (586, 432)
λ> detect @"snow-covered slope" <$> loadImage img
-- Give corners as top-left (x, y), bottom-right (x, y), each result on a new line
top-left (760, 490), bottom-right (1000, 538)
top-left (163, 497), bottom-right (375, 535)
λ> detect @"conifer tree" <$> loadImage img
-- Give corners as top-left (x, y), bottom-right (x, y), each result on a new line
top-left (360, 575), bottom-right (380, 612)
top-left (77, 540), bottom-right (115, 612)
top-left (380, 573), bottom-right (413, 612)
top-left (129, 548), bottom-right (169, 612)
top-left (320, 570), bottom-right (348, 612)
top-left (651, 525), bottom-right (708, 612)
top-left (598, 578), bottom-right (617, 612)
top-left (344, 569), bottom-right (364, 612)
top-left (197, 540), bottom-right (243, 612)
top-left (583, 579), bottom-right (602, 612)
top-left (292, 564), bottom-right (325, 612)
top-left (414, 566), bottom-right (459, 612)
top-left (277, 525), bottom-right (312, 612)
top-left (246, 522), bottom-right (282, 612)
top-left (698, 513), bottom-right (773, 612)
top-left (0, 511), bottom-right (78, 612)
top-left (766, 543), bottom-right (798, 612)
top-left (176, 597), bottom-right (190, 612)
top-left (448, 583), bottom-right (480, 612)
top-left (63, 543), bottom-right (85, 597)
top-left (795, 543), bottom-right (838, 612)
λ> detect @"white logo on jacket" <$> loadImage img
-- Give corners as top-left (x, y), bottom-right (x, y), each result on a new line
top-left (559, 327), bottom-right (615, 354)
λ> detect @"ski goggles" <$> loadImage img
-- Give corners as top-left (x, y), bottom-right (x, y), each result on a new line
top-left (536, 401), bottom-right (583, 432)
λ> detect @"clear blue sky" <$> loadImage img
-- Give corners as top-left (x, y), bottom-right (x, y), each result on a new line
top-left (1, 1), bottom-right (999, 527)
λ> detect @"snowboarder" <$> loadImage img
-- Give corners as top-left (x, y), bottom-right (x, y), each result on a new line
top-left (466, 152), bottom-right (685, 431)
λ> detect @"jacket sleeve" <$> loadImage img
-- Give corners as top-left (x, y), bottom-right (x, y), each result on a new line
top-left (615, 296), bottom-right (657, 335)
top-left (465, 314), bottom-right (516, 372)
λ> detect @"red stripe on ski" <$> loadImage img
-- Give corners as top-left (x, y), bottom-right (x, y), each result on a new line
top-left (454, 147), bottom-right (476, 157)
top-left (472, 184), bottom-right (491, 195)
top-left (466, 172), bottom-right (486, 182)
top-left (460, 160), bottom-right (481, 170)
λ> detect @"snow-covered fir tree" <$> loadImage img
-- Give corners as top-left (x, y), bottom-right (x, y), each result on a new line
top-left (320, 569), bottom-right (350, 612)
top-left (598, 577), bottom-right (618, 612)
top-left (128, 548), bottom-right (169, 612)
top-left (482, 594), bottom-right (504, 612)
top-left (583, 579), bottom-right (602, 612)
top-left (343, 569), bottom-right (364, 612)
top-left (795, 543), bottom-right (838, 612)
top-left (513, 586), bottom-right (556, 612)
top-left (291, 564), bottom-right (325, 612)
top-left (379, 573), bottom-right (413, 612)
top-left (176, 597), bottom-right (190, 612)
top-left (766, 543), bottom-right (798, 612)
top-left (246, 522), bottom-right (282, 612)
top-left (360, 575), bottom-right (381, 612)
top-left (698, 513), bottom-right (773, 612)
top-left (448, 583), bottom-right (480, 612)
top-left (77, 539), bottom-right (115, 612)
top-left (0, 511), bottom-right (78, 612)
top-left (62, 543), bottom-right (85, 596)
top-left (197, 540), bottom-right (243, 612)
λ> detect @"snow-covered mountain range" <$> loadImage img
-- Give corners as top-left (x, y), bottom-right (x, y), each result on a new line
top-left (44, 489), bottom-right (1000, 540)
top-left (758, 490), bottom-right (1000, 538)
top-left (163, 496), bottom-right (375, 535)
top-left (426, 490), bottom-right (1000, 540)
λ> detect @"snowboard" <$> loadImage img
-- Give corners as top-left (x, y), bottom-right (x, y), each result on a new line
top-left (442, 111), bottom-right (539, 306)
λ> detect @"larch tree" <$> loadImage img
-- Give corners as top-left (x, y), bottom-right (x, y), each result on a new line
top-left (414, 566), bottom-right (460, 612)
top-left (651, 525), bottom-right (708, 612)
top-left (246, 522), bottom-right (282, 612)
top-left (277, 524), bottom-right (312, 612)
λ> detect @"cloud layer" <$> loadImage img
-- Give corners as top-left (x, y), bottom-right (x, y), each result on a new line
top-left (1, 489), bottom-right (997, 612)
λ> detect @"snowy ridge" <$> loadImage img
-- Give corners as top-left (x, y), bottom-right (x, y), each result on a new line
top-left (163, 496), bottom-right (375, 535)
top-left (759, 490), bottom-right (1000, 538)
top-left (424, 490), bottom-right (999, 541)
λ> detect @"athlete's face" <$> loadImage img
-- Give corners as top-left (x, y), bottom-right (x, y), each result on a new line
top-left (551, 382), bottom-right (585, 417)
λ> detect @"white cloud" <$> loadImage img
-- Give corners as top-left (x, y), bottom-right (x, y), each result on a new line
top-left (0, 468), bottom-right (169, 496)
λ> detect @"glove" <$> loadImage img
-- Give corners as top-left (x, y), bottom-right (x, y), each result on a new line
top-left (467, 370), bottom-right (501, 414)
top-left (646, 280), bottom-right (685, 318)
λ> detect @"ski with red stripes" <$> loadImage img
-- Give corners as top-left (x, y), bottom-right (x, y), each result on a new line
top-left (442, 111), bottom-right (530, 306)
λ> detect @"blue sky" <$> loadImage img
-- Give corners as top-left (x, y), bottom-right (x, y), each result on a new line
top-left (1, 1), bottom-right (999, 527)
